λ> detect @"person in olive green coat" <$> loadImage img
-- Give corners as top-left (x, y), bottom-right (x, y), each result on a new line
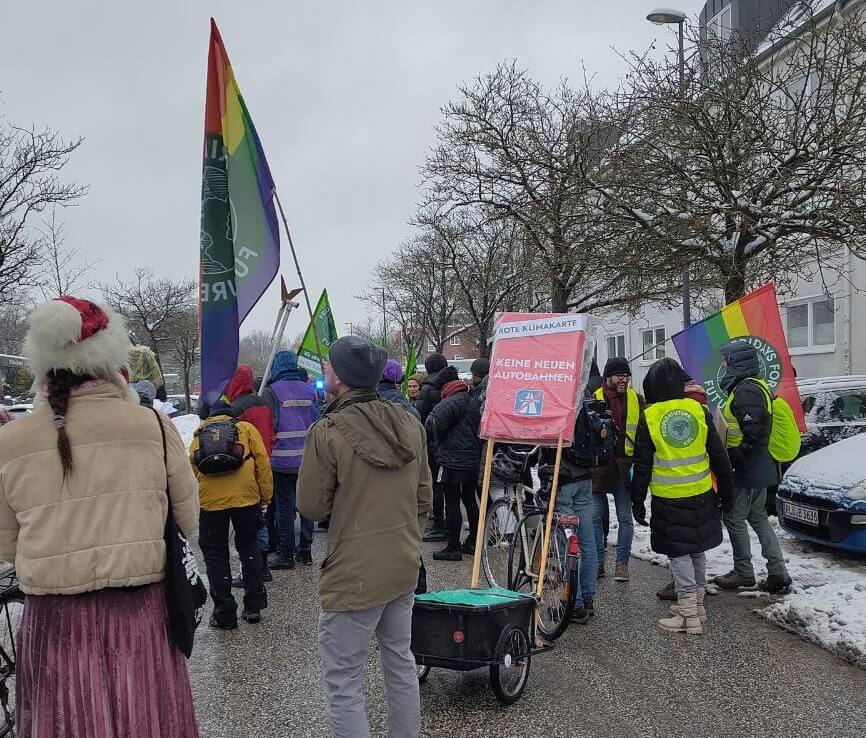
top-left (297, 336), bottom-right (432, 738)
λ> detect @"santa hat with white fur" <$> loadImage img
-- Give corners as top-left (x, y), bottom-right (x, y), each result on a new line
top-left (25, 296), bottom-right (132, 394)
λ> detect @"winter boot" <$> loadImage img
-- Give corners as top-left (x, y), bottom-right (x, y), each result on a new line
top-left (270, 553), bottom-right (296, 570)
top-left (656, 580), bottom-right (677, 601)
top-left (433, 545), bottom-right (462, 562)
top-left (759, 572), bottom-right (792, 595)
top-left (712, 570), bottom-right (756, 589)
top-left (261, 551), bottom-right (273, 583)
top-left (241, 609), bottom-right (261, 624)
top-left (658, 591), bottom-right (703, 635)
top-left (669, 587), bottom-right (708, 624)
top-left (597, 563), bottom-right (606, 579)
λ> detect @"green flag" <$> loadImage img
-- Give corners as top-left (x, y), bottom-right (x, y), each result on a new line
top-left (297, 289), bottom-right (338, 379)
top-left (403, 344), bottom-right (418, 398)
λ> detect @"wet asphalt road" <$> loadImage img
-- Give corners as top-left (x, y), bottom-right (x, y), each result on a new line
top-left (188, 532), bottom-right (866, 738)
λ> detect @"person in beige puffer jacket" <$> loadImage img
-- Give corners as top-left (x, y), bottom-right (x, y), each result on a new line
top-left (0, 296), bottom-right (201, 736)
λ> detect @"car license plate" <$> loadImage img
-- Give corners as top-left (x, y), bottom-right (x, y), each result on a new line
top-left (783, 502), bottom-right (819, 526)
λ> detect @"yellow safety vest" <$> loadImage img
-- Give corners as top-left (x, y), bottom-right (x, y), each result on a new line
top-left (723, 377), bottom-right (770, 449)
top-left (645, 399), bottom-right (712, 499)
top-left (595, 386), bottom-right (640, 456)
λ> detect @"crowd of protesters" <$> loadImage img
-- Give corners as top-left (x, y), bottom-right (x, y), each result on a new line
top-left (0, 294), bottom-right (794, 737)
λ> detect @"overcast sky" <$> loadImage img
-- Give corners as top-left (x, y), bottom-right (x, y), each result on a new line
top-left (1, 0), bottom-right (702, 338)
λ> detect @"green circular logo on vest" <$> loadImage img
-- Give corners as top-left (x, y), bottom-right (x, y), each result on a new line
top-left (703, 335), bottom-right (783, 408)
top-left (660, 409), bottom-right (699, 449)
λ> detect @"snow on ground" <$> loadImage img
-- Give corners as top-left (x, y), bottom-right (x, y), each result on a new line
top-left (172, 414), bottom-right (200, 450)
top-left (609, 498), bottom-right (866, 669)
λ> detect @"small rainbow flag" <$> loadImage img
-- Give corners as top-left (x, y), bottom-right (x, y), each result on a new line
top-left (672, 283), bottom-right (805, 430)
top-left (199, 19), bottom-right (280, 404)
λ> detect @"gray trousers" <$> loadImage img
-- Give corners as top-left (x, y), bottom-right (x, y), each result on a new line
top-left (319, 591), bottom-right (420, 738)
top-left (670, 552), bottom-right (707, 594)
top-left (722, 486), bottom-right (787, 578)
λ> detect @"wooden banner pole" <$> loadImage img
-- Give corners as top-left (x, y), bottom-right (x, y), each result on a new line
top-left (470, 437), bottom-right (496, 589)
top-left (534, 435), bottom-right (564, 606)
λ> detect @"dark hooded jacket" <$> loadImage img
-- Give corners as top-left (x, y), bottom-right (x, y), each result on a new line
top-left (719, 343), bottom-right (779, 489)
top-left (631, 359), bottom-right (734, 558)
top-left (425, 380), bottom-right (482, 471)
top-left (226, 365), bottom-right (275, 455)
top-left (296, 389), bottom-right (432, 611)
top-left (415, 365), bottom-right (459, 423)
top-left (377, 380), bottom-right (421, 421)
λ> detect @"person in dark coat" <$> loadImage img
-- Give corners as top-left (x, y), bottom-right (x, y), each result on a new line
top-left (425, 379), bottom-right (482, 561)
top-left (416, 353), bottom-right (459, 541)
top-left (377, 359), bottom-right (421, 421)
top-left (712, 342), bottom-right (792, 594)
top-left (631, 358), bottom-right (733, 635)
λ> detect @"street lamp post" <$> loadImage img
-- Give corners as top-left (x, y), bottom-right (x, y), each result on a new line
top-left (647, 7), bottom-right (691, 328)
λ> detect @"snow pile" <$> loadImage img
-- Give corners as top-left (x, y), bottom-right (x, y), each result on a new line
top-left (172, 414), bottom-right (201, 450)
top-left (610, 498), bottom-right (866, 668)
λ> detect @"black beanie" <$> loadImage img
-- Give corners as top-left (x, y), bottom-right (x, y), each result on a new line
top-left (424, 352), bottom-right (448, 374)
top-left (470, 357), bottom-right (490, 378)
top-left (603, 357), bottom-right (631, 378)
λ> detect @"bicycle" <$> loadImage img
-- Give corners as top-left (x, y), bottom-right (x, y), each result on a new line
top-left (507, 500), bottom-right (580, 642)
top-left (480, 446), bottom-right (542, 590)
top-left (0, 565), bottom-right (22, 737)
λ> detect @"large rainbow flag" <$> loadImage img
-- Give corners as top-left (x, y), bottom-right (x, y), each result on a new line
top-left (672, 283), bottom-right (805, 430)
top-left (200, 18), bottom-right (279, 404)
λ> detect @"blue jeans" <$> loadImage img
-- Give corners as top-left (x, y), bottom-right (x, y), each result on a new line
top-left (592, 481), bottom-right (634, 565)
top-left (274, 471), bottom-right (314, 556)
top-left (555, 478), bottom-right (596, 607)
top-left (257, 525), bottom-right (269, 554)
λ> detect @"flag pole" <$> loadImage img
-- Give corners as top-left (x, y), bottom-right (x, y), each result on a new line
top-left (272, 187), bottom-right (326, 377)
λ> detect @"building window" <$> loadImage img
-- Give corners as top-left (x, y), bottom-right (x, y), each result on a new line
top-left (606, 334), bottom-right (626, 360)
top-left (427, 342), bottom-right (436, 353)
top-left (786, 297), bottom-right (835, 352)
top-left (449, 335), bottom-right (461, 346)
top-left (640, 327), bottom-right (666, 362)
top-left (707, 4), bottom-right (732, 44)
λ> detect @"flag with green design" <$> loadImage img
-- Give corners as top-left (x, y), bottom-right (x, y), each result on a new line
top-left (297, 289), bottom-right (338, 378)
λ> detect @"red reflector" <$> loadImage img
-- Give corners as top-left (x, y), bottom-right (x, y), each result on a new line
top-left (452, 630), bottom-right (465, 644)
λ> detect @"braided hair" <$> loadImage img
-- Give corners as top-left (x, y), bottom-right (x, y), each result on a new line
top-left (45, 369), bottom-right (93, 478)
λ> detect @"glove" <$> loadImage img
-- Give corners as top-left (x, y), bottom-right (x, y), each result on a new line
top-left (632, 501), bottom-right (649, 527)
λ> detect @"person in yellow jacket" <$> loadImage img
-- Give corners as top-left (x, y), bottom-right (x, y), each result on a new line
top-left (190, 400), bottom-right (273, 629)
top-left (631, 359), bottom-right (733, 635)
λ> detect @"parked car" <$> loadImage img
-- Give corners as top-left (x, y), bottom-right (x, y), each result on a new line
top-left (449, 358), bottom-right (478, 383)
top-left (3, 404), bottom-right (33, 421)
top-left (797, 375), bottom-right (866, 455)
top-left (777, 433), bottom-right (866, 554)
top-left (164, 394), bottom-right (199, 415)
top-left (766, 375), bottom-right (866, 516)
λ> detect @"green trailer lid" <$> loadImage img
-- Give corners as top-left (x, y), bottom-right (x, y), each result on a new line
top-left (415, 587), bottom-right (535, 608)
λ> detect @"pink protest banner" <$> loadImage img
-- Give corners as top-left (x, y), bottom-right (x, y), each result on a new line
top-left (479, 312), bottom-right (598, 445)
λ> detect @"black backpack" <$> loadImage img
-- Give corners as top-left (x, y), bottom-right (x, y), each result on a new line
top-left (563, 397), bottom-right (617, 469)
top-left (194, 418), bottom-right (249, 475)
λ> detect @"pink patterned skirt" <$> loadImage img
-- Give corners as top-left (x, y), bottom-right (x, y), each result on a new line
top-left (16, 582), bottom-right (199, 738)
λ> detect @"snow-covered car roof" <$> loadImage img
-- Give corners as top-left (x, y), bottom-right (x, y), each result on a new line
top-left (797, 375), bottom-right (866, 394)
top-left (781, 433), bottom-right (866, 509)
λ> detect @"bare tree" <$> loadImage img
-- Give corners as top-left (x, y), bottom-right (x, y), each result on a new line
top-left (36, 209), bottom-right (98, 300)
top-left (422, 62), bottom-right (682, 313)
top-left (0, 120), bottom-right (86, 305)
top-left (162, 307), bottom-right (199, 408)
top-left (0, 300), bottom-right (29, 356)
top-left (420, 209), bottom-right (530, 357)
top-left (589, 3), bottom-right (866, 302)
top-left (238, 329), bottom-right (290, 378)
top-left (99, 268), bottom-right (197, 370)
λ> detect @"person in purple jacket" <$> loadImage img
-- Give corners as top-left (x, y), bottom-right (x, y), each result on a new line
top-left (263, 351), bottom-right (320, 569)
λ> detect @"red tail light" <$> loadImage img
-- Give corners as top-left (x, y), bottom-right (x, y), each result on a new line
top-left (568, 534), bottom-right (580, 556)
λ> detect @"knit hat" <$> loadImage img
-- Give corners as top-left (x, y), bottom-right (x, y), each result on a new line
top-left (329, 336), bottom-right (388, 390)
top-left (25, 297), bottom-right (131, 392)
top-left (408, 373), bottom-right (425, 385)
top-left (603, 357), bottom-right (631, 378)
top-left (424, 352), bottom-right (448, 374)
top-left (382, 359), bottom-right (404, 384)
top-left (470, 357), bottom-right (490, 378)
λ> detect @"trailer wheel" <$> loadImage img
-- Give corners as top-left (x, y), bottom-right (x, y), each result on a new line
top-left (489, 626), bottom-right (531, 705)
top-left (416, 664), bottom-right (431, 684)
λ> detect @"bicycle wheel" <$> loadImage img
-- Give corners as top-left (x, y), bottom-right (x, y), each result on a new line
top-left (482, 499), bottom-right (516, 588)
top-left (533, 525), bottom-right (576, 642)
top-left (0, 589), bottom-right (24, 737)
top-left (489, 625), bottom-right (531, 705)
top-left (507, 512), bottom-right (541, 593)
